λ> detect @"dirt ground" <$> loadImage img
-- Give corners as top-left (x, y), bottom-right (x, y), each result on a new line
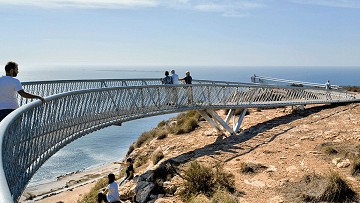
top-left (22, 102), bottom-right (360, 203)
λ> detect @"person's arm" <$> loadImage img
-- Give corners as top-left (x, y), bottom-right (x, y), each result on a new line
top-left (18, 90), bottom-right (46, 103)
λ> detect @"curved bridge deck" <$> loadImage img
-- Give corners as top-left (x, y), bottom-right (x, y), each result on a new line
top-left (0, 78), bottom-right (359, 202)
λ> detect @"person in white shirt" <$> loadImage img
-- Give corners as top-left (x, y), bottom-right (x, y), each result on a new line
top-left (170, 70), bottom-right (179, 105)
top-left (0, 61), bottom-right (45, 122)
top-left (171, 70), bottom-right (179, 84)
top-left (98, 173), bottom-right (120, 203)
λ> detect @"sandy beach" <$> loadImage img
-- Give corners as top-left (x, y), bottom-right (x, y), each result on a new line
top-left (21, 163), bottom-right (120, 203)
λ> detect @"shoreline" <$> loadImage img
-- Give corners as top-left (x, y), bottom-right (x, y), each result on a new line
top-left (21, 162), bottom-right (120, 202)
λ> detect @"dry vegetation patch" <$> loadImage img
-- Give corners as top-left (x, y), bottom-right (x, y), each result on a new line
top-left (239, 162), bottom-right (268, 174)
top-left (281, 172), bottom-right (358, 202)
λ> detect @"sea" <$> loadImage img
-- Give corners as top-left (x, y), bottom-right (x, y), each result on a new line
top-left (16, 66), bottom-right (359, 187)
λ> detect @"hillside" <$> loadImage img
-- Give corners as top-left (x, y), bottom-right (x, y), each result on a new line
top-left (122, 102), bottom-right (360, 202)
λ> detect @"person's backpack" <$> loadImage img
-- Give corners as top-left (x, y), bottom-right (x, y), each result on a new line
top-left (163, 76), bottom-right (173, 84)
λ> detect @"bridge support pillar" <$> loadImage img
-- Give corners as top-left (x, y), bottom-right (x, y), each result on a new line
top-left (198, 109), bottom-right (248, 135)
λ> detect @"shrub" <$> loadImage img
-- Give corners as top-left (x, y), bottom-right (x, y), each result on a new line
top-left (187, 194), bottom-right (210, 203)
top-left (156, 129), bottom-right (168, 140)
top-left (135, 131), bottom-right (154, 148)
top-left (181, 161), bottom-right (235, 201)
top-left (170, 111), bottom-right (200, 135)
top-left (211, 189), bottom-right (238, 203)
top-left (239, 162), bottom-right (267, 174)
top-left (134, 153), bottom-right (150, 168)
top-left (152, 150), bottom-right (164, 165)
top-left (77, 177), bottom-right (108, 203)
top-left (126, 143), bottom-right (135, 156)
top-left (351, 157), bottom-right (360, 176)
top-left (343, 86), bottom-right (360, 92)
top-left (318, 172), bottom-right (357, 202)
top-left (181, 161), bottom-right (215, 199)
top-left (323, 146), bottom-right (338, 155)
top-left (157, 120), bottom-right (166, 127)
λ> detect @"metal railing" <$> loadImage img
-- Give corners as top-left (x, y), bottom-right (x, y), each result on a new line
top-left (19, 78), bottom-right (255, 106)
top-left (251, 75), bottom-right (341, 89)
top-left (0, 80), bottom-right (358, 202)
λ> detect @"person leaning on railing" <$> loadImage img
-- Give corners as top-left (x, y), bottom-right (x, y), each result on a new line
top-left (0, 61), bottom-right (45, 122)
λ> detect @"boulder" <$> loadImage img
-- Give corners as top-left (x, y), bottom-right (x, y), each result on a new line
top-left (135, 181), bottom-right (155, 203)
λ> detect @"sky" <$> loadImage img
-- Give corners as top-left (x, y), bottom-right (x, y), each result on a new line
top-left (0, 0), bottom-right (360, 68)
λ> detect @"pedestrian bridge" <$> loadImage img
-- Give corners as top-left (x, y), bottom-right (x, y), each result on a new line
top-left (0, 78), bottom-right (359, 202)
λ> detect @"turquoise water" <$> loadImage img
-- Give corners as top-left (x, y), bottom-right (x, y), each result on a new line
top-left (19, 66), bottom-right (359, 186)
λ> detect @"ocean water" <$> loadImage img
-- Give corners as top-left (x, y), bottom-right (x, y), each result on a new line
top-left (17, 66), bottom-right (359, 187)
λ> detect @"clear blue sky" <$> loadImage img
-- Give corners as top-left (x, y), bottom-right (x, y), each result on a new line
top-left (1, 0), bottom-right (360, 68)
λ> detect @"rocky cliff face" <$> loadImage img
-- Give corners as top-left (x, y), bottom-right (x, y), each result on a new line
top-left (122, 103), bottom-right (360, 203)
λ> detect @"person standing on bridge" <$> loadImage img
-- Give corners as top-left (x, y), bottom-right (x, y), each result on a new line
top-left (0, 61), bottom-right (45, 122)
top-left (171, 70), bottom-right (179, 84)
top-left (180, 71), bottom-right (193, 104)
top-left (325, 80), bottom-right (331, 90)
top-left (171, 70), bottom-right (179, 104)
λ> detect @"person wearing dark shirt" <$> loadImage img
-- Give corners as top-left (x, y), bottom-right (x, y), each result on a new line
top-left (180, 71), bottom-right (193, 104)
top-left (180, 71), bottom-right (192, 84)
top-left (117, 158), bottom-right (134, 186)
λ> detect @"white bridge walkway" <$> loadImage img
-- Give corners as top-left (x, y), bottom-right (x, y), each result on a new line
top-left (0, 78), bottom-right (359, 202)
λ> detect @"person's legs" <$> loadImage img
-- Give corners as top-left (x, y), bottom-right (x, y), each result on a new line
top-left (0, 109), bottom-right (15, 122)
top-left (119, 177), bottom-right (126, 186)
top-left (98, 192), bottom-right (108, 203)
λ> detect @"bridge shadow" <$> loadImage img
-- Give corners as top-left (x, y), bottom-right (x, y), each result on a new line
top-left (161, 103), bottom-right (352, 168)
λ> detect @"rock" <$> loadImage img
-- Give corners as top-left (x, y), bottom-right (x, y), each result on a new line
top-left (119, 181), bottom-right (136, 200)
top-left (337, 159), bottom-right (350, 168)
top-left (269, 195), bottom-right (285, 203)
top-left (135, 181), bottom-right (155, 203)
top-left (162, 181), bottom-right (177, 195)
top-left (244, 179), bottom-right (266, 188)
top-left (265, 165), bottom-right (277, 172)
top-left (154, 198), bottom-right (174, 203)
top-left (286, 165), bottom-right (298, 173)
top-left (139, 170), bottom-right (155, 182)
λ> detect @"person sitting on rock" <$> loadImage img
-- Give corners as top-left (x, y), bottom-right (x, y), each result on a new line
top-left (98, 173), bottom-right (120, 203)
top-left (118, 158), bottom-right (134, 186)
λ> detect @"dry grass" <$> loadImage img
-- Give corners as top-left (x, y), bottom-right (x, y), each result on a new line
top-left (343, 86), bottom-right (360, 92)
top-left (239, 162), bottom-right (267, 174)
top-left (151, 150), bottom-right (164, 165)
top-left (323, 146), bottom-right (338, 155)
top-left (77, 177), bottom-right (108, 203)
top-left (180, 161), bottom-right (235, 201)
top-left (281, 172), bottom-right (358, 202)
top-left (351, 157), bottom-right (360, 176)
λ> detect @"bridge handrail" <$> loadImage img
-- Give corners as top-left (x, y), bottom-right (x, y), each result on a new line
top-left (252, 75), bottom-right (342, 89)
top-left (1, 82), bottom-right (358, 202)
top-left (19, 78), bottom-right (258, 106)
